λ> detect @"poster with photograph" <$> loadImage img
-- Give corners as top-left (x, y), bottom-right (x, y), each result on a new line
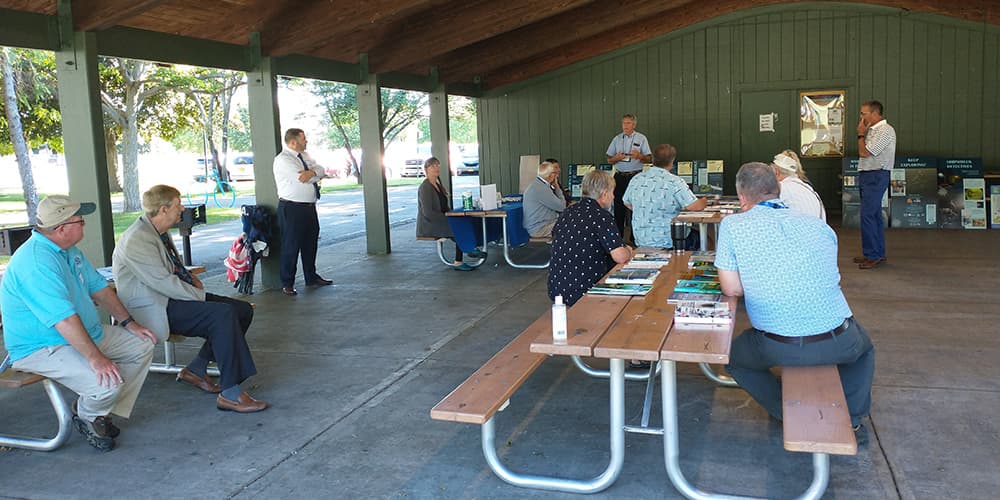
top-left (890, 170), bottom-right (907, 197)
top-left (990, 185), bottom-right (1000, 228)
top-left (962, 178), bottom-right (987, 229)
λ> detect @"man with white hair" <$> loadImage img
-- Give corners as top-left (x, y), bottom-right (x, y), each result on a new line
top-left (1, 195), bottom-right (156, 451)
top-left (548, 170), bottom-right (633, 307)
top-left (771, 151), bottom-right (826, 221)
top-left (522, 158), bottom-right (566, 238)
top-left (716, 162), bottom-right (874, 441)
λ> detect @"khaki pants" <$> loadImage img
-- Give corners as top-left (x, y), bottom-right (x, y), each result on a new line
top-left (14, 325), bottom-right (154, 421)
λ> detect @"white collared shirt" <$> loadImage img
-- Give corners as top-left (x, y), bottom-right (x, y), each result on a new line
top-left (273, 148), bottom-right (327, 202)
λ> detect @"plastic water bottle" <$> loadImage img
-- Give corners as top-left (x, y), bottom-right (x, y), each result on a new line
top-left (552, 295), bottom-right (567, 343)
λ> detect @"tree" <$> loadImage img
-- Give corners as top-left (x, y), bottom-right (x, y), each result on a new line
top-left (100, 58), bottom-right (194, 211)
top-left (0, 47), bottom-right (61, 224)
top-left (417, 95), bottom-right (477, 144)
top-left (176, 68), bottom-right (246, 186)
top-left (308, 80), bottom-right (427, 181)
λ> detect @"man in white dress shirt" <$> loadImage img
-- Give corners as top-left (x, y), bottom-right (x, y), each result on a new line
top-left (273, 128), bottom-right (333, 296)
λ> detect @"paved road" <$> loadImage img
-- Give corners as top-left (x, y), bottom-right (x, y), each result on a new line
top-left (178, 176), bottom-right (483, 277)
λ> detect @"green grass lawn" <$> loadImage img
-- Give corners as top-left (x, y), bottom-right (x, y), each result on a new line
top-left (321, 178), bottom-right (422, 193)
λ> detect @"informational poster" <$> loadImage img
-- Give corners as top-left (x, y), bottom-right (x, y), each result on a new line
top-left (990, 185), bottom-right (1000, 228)
top-left (759, 113), bottom-right (775, 132)
top-left (800, 90), bottom-right (846, 157)
top-left (962, 178), bottom-right (987, 229)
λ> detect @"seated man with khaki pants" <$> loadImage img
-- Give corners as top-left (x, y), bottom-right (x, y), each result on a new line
top-left (113, 185), bottom-right (268, 413)
top-left (1, 195), bottom-right (156, 451)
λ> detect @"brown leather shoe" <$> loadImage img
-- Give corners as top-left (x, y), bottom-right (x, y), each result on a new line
top-left (854, 256), bottom-right (886, 264)
top-left (217, 392), bottom-right (269, 413)
top-left (176, 368), bottom-right (222, 393)
top-left (858, 258), bottom-right (885, 269)
top-left (281, 286), bottom-right (298, 296)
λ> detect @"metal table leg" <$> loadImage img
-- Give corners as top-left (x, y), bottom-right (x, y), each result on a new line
top-left (572, 355), bottom-right (661, 381)
top-left (660, 360), bottom-right (831, 500)
top-left (481, 359), bottom-right (626, 493)
top-left (500, 216), bottom-right (549, 269)
top-left (699, 222), bottom-right (708, 251)
top-left (0, 379), bottom-right (73, 451)
top-left (698, 362), bottom-right (737, 387)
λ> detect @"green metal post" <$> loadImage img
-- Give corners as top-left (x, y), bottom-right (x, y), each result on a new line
top-left (247, 33), bottom-right (282, 289)
top-left (429, 76), bottom-right (453, 196)
top-left (358, 57), bottom-right (390, 254)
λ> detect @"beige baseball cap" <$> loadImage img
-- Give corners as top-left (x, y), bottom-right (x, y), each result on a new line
top-left (36, 195), bottom-right (97, 229)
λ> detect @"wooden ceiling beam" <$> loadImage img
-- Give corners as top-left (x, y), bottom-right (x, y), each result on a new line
top-left (367, 0), bottom-right (594, 74)
top-left (262, 0), bottom-right (437, 58)
top-left (479, 0), bottom-right (789, 89)
top-left (432, 0), bottom-right (693, 84)
top-left (71, 0), bottom-right (169, 31)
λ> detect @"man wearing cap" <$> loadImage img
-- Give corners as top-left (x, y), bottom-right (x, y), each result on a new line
top-left (715, 163), bottom-right (874, 441)
top-left (273, 128), bottom-right (333, 296)
top-left (1, 195), bottom-right (157, 452)
top-left (606, 114), bottom-right (652, 241)
top-left (113, 185), bottom-right (268, 413)
top-left (623, 144), bottom-right (706, 248)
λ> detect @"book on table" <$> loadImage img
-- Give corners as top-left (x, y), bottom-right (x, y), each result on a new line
top-left (673, 279), bottom-right (722, 294)
top-left (588, 283), bottom-right (653, 296)
top-left (673, 300), bottom-right (733, 324)
top-left (667, 291), bottom-right (723, 304)
top-left (625, 252), bottom-right (672, 269)
top-left (690, 250), bottom-right (716, 263)
top-left (605, 268), bottom-right (660, 285)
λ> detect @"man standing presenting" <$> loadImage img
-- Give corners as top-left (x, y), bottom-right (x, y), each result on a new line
top-left (522, 158), bottom-right (566, 238)
top-left (1, 195), bottom-right (156, 451)
top-left (274, 128), bottom-right (333, 295)
top-left (114, 185), bottom-right (268, 413)
top-left (855, 100), bottom-right (896, 269)
top-left (605, 114), bottom-right (652, 240)
top-left (716, 163), bottom-right (875, 438)
top-left (623, 144), bottom-right (706, 248)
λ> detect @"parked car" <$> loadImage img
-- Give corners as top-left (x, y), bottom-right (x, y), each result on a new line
top-left (457, 152), bottom-right (479, 175)
top-left (192, 157), bottom-right (215, 180)
top-left (229, 153), bottom-right (254, 181)
top-left (400, 158), bottom-right (426, 178)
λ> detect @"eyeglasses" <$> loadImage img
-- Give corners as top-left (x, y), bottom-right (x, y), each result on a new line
top-left (58, 219), bottom-right (86, 228)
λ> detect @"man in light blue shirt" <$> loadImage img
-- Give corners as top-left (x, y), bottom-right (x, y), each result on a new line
top-left (1, 195), bottom-right (156, 451)
top-left (522, 158), bottom-right (566, 237)
top-left (623, 144), bottom-right (706, 248)
top-left (716, 163), bottom-right (875, 436)
top-left (605, 113), bottom-right (652, 240)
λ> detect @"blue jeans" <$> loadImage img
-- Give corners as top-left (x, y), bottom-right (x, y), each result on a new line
top-left (859, 170), bottom-right (889, 260)
top-left (725, 318), bottom-right (875, 426)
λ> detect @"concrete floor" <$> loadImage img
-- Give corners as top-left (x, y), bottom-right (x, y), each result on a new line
top-left (1, 223), bottom-right (998, 499)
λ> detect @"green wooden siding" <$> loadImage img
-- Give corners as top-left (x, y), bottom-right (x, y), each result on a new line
top-left (477, 4), bottom-right (1000, 208)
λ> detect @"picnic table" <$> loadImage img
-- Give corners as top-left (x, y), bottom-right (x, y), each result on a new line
top-left (446, 201), bottom-right (548, 269)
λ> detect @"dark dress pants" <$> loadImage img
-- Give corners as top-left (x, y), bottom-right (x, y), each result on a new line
top-left (278, 199), bottom-right (321, 287)
top-left (724, 318), bottom-right (875, 426)
top-left (613, 171), bottom-right (635, 240)
top-left (859, 170), bottom-right (889, 260)
top-left (166, 293), bottom-right (257, 390)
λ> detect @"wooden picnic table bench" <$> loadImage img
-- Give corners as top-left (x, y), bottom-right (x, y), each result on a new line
top-left (0, 354), bottom-right (73, 451)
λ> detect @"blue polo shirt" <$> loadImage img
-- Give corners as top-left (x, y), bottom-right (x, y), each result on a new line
top-left (548, 197), bottom-right (623, 307)
top-left (622, 167), bottom-right (698, 248)
top-left (0, 232), bottom-right (109, 361)
top-left (715, 201), bottom-right (852, 337)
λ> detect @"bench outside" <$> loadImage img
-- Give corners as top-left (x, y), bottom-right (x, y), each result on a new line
top-left (0, 356), bottom-right (74, 451)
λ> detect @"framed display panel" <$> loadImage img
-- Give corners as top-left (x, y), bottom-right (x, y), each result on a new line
top-left (800, 90), bottom-right (846, 158)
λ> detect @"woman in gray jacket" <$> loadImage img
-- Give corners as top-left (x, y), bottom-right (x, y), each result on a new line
top-left (416, 157), bottom-right (481, 271)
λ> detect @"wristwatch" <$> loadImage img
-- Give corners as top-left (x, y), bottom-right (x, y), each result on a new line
top-left (119, 315), bottom-right (135, 328)
top-left (857, 135), bottom-right (865, 139)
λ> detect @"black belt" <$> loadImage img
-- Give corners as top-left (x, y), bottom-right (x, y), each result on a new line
top-left (279, 198), bottom-right (315, 206)
top-left (762, 318), bottom-right (852, 345)
top-left (616, 170), bottom-right (641, 178)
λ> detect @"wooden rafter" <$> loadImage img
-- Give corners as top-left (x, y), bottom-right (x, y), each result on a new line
top-left (432, 0), bottom-right (694, 84)
top-left (71, 0), bottom-right (169, 32)
top-left (367, 0), bottom-right (594, 74)
top-left (262, 0), bottom-right (437, 58)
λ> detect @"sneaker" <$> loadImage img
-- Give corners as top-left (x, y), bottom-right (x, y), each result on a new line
top-left (73, 415), bottom-right (115, 452)
top-left (453, 263), bottom-right (475, 272)
top-left (468, 250), bottom-right (488, 259)
top-left (72, 401), bottom-right (120, 438)
top-left (852, 423), bottom-right (869, 447)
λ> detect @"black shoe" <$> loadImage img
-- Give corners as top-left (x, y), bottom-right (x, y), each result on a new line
top-left (306, 277), bottom-right (333, 287)
top-left (281, 286), bottom-right (298, 296)
top-left (73, 415), bottom-right (115, 452)
top-left (72, 401), bottom-right (119, 438)
top-left (629, 360), bottom-right (652, 370)
top-left (852, 423), bottom-right (869, 447)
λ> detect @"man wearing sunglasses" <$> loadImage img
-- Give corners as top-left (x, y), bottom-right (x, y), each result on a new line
top-left (1, 195), bottom-right (157, 452)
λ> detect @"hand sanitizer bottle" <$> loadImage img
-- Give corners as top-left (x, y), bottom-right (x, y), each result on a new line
top-left (552, 295), bottom-right (567, 343)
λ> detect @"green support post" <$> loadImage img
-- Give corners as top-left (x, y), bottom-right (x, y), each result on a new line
top-left (358, 59), bottom-right (390, 254)
top-left (247, 33), bottom-right (283, 290)
top-left (429, 77), bottom-right (453, 196)
top-left (55, 2), bottom-right (113, 266)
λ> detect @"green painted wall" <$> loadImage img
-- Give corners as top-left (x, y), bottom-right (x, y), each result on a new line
top-left (477, 3), bottom-right (1000, 209)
